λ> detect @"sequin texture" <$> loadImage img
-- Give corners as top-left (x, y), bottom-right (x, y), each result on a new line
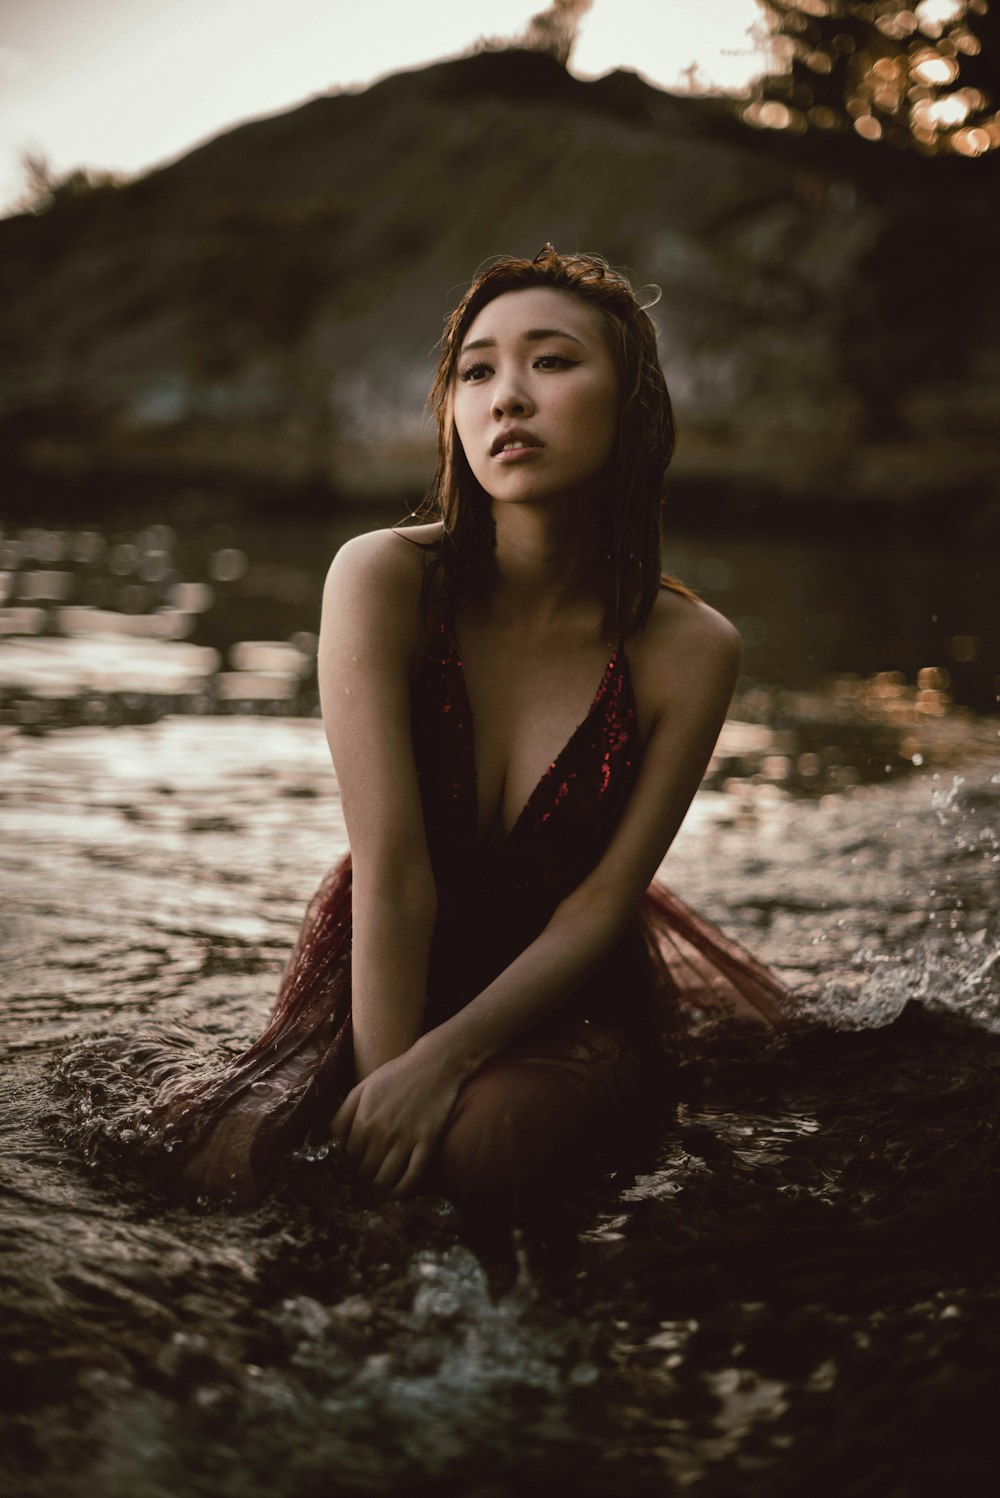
top-left (408, 620), bottom-right (642, 1027)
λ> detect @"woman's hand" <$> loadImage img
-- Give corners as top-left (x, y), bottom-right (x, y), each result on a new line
top-left (330, 1033), bottom-right (465, 1197)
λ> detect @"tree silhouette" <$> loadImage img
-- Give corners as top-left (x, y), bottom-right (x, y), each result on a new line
top-left (747, 0), bottom-right (998, 156)
top-left (519, 0), bottom-right (594, 68)
top-left (12, 149), bottom-right (123, 214)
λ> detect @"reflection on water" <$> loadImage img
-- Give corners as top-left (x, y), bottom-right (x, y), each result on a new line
top-left (0, 502), bottom-right (996, 796)
top-left (2, 708), bottom-right (999, 1495)
top-left (0, 496), bottom-right (998, 1495)
top-left (1, 490), bottom-right (998, 1493)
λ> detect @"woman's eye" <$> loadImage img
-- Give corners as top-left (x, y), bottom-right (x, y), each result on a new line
top-left (458, 355), bottom-right (577, 382)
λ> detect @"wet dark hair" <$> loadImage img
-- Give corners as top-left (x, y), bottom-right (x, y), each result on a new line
top-left (412, 244), bottom-right (687, 637)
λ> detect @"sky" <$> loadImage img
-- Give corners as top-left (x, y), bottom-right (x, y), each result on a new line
top-left (0, 0), bottom-right (769, 213)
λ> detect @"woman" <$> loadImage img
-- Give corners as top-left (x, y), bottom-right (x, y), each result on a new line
top-left (154, 246), bottom-right (795, 1215)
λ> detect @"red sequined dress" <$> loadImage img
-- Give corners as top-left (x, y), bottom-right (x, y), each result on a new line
top-left (150, 620), bottom-right (797, 1208)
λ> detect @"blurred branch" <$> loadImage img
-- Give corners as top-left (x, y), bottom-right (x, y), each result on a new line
top-left (746, 0), bottom-right (998, 157)
top-left (521, 0), bottom-right (594, 67)
top-left (474, 0), bottom-right (593, 68)
top-left (12, 149), bottom-right (126, 215)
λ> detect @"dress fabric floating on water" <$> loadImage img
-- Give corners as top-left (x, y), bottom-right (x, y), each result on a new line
top-left (149, 619), bottom-right (798, 1210)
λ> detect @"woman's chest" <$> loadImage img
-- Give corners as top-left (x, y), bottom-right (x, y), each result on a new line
top-left (411, 622), bottom-right (640, 891)
top-left (459, 632), bottom-right (626, 840)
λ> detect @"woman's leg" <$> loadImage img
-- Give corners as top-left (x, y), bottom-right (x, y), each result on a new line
top-left (433, 1015), bottom-right (649, 1218)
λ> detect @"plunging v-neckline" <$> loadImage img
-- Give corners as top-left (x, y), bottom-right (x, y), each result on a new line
top-left (443, 623), bottom-right (626, 844)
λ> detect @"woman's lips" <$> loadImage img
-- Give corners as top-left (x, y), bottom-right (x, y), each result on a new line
top-left (490, 427), bottom-right (543, 458)
top-left (490, 428), bottom-right (544, 462)
top-left (493, 443), bottom-right (543, 463)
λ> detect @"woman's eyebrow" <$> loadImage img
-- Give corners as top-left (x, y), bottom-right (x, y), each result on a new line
top-left (460, 327), bottom-right (587, 355)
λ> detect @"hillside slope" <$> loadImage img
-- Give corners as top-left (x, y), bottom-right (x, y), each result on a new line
top-left (1, 48), bottom-right (997, 508)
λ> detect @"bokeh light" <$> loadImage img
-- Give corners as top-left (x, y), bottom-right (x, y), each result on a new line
top-left (744, 0), bottom-right (997, 156)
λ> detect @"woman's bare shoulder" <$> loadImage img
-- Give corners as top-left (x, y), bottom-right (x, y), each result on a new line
top-left (632, 586), bottom-right (742, 715)
top-left (326, 521), bottom-right (443, 594)
top-left (657, 585), bottom-right (740, 655)
top-left (324, 521), bottom-right (440, 620)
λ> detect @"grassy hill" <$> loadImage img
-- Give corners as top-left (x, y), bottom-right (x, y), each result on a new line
top-left (2, 48), bottom-right (997, 513)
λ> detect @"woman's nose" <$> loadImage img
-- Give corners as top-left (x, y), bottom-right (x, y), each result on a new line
top-left (491, 383), bottom-right (534, 419)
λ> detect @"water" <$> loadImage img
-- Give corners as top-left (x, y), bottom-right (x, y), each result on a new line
top-left (2, 494), bottom-right (999, 1493)
top-left (3, 704), bottom-right (999, 1495)
top-left (0, 497), bottom-right (997, 723)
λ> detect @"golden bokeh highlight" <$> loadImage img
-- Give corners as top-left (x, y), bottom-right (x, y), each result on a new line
top-left (744, 0), bottom-right (997, 156)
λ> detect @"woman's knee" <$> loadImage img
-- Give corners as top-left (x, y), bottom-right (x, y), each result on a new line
top-left (434, 1061), bottom-right (592, 1213)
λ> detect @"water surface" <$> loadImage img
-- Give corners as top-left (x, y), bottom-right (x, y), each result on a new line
top-left (3, 710), bottom-right (999, 1496)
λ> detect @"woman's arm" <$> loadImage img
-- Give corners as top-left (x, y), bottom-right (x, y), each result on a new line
top-left (318, 529), bottom-right (438, 1081)
top-left (427, 603), bottom-right (742, 1071)
top-left (332, 596), bottom-right (742, 1194)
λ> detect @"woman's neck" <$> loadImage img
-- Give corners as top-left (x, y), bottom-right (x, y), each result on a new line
top-left (489, 500), bottom-right (607, 636)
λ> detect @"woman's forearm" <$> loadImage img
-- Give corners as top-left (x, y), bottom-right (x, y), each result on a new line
top-left (418, 887), bottom-right (622, 1082)
top-left (350, 862), bottom-right (437, 1080)
top-left (331, 887), bottom-right (623, 1196)
top-left (419, 626), bottom-right (741, 1085)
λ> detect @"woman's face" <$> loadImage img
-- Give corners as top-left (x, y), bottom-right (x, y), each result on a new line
top-left (451, 286), bottom-right (619, 509)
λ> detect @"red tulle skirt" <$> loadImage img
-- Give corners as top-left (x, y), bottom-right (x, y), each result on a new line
top-left (147, 854), bottom-right (800, 1213)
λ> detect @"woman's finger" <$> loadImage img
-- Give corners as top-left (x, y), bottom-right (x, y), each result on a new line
top-left (371, 1144), bottom-right (409, 1192)
top-left (391, 1140), bottom-right (433, 1199)
top-left (330, 1085), bottom-right (361, 1145)
top-left (355, 1131), bottom-right (393, 1180)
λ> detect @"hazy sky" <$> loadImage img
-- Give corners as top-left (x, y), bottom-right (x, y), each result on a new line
top-left (0, 0), bottom-right (768, 212)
